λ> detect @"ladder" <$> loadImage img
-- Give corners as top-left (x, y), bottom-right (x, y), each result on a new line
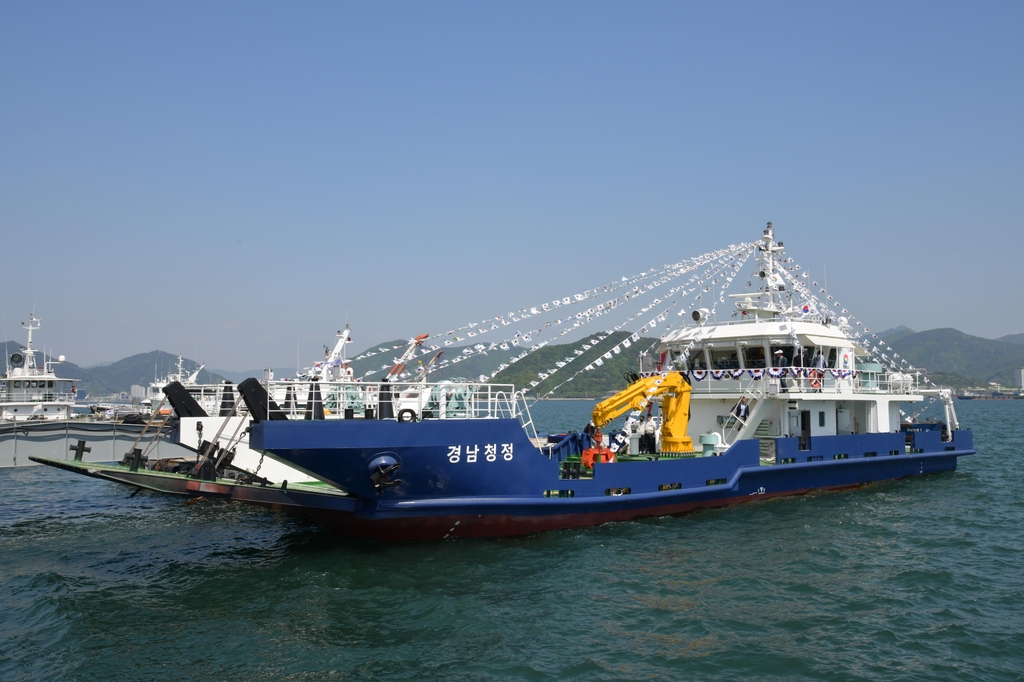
top-left (754, 420), bottom-right (776, 462)
top-left (722, 381), bottom-right (773, 446)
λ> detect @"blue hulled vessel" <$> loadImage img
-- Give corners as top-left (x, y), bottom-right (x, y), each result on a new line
top-left (242, 224), bottom-right (973, 540)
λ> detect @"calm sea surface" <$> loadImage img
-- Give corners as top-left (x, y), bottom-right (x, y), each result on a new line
top-left (2, 400), bottom-right (1022, 681)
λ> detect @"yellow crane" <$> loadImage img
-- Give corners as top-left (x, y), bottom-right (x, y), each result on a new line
top-left (590, 372), bottom-right (694, 453)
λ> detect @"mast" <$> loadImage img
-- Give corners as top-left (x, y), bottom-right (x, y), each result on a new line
top-left (326, 325), bottom-right (352, 365)
top-left (727, 222), bottom-right (787, 319)
top-left (21, 314), bottom-right (40, 372)
top-left (759, 221), bottom-right (787, 311)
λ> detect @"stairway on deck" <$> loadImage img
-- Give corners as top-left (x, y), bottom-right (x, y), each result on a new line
top-left (754, 419), bottom-right (776, 463)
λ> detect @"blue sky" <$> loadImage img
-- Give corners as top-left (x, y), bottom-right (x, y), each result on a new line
top-left (2, 2), bottom-right (1021, 369)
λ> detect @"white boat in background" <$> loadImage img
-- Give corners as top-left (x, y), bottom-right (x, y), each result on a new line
top-left (103, 325), bottom-right (440, 484)
top-left (0, 314), bottom-right (188, 467)
top-left (0, 419), bottom-right (190, 469)
top-left (1, 314), bottom-right (78, 422)
top-left (4, 323), bottom-right (373, 477)
top-left (143, 353), bottom-right (225, 417)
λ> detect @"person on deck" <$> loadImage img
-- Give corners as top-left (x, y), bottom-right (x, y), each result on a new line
top-left (775, 350), bottom-right (789, 392)
top-left (644, 417), bottom-right (656, 454)
top-left (731, 397), bottom-right (750, 423)
top-left (810, 350), bottom-right (827, 392)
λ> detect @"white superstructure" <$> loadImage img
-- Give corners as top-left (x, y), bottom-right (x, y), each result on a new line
top-left (145, 353), bottom-right (222, 415)
top-left (1, 314), bottom-right (78, 422)
top-left (652, 223), bottom-right (958, 458)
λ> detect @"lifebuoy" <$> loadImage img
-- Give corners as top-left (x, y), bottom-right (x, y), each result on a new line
top-left (809, 370), bottom-right (823, 389)
top-left (397, 408), bottom-right (417, 423)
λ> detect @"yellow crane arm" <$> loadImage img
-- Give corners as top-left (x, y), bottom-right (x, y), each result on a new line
top-left (591, 374), bottom-right (672, 428)
top-left (590, 372), bottom-right (694, 453)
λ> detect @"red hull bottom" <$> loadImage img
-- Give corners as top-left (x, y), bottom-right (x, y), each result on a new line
top-left (303, 479), bottom-right (895, 542)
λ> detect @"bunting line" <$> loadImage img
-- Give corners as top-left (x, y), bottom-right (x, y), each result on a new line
top-left (524, 242), bottom-right (758, 400)
top-left (357, 242), bottom-right (753, 380)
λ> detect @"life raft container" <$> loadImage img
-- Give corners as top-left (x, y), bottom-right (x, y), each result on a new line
top-left (581, 429), bottom-right (616, 468)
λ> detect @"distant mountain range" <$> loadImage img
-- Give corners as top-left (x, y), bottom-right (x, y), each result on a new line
top-left (1, 342), bottom-right (226, 398)
top-left (211, 339), bottom-right (426, 384)
top-left (490, 331), bottom-right (659, 398)
top-left (195, 333), bottom-right (656, 398)
top-left (5, 324), bottom-right (1024, 397)
top-left (886, 329), bottom-right (1024, 389)
top-left (998, 333), bottom-right (1024, 345)
top-left (328, 333), bottom-right (660, 397)
top-left (211, 367), bottom-right (300, 384)
top-left (878, 326), bottom-right (917, 344)
top-left (476, 327), bottom-right (1024, 393)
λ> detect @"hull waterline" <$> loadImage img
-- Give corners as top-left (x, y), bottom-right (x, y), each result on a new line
top-left (252, 418), bottom-right (972, 541)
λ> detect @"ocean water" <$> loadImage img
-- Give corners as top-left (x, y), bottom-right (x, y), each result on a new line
top-left (1, 399), bottom-right (1022, 681)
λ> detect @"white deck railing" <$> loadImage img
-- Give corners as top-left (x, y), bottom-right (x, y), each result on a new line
top-left (264, 380), bottom-right (521, 422)
top-left (682, 371), bottom-right (921, 396)
top-left (0, 391), bottom-right (77, 404)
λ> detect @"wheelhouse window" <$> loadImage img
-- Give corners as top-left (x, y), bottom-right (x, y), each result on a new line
top-left (710, 347), bottom-right (739, 369)
top-left (744, 346), bottom-right (766, 368)
top-left (770, 346), bottom-right (794, 367)
top-left (683, 347), bottom-right (707, 370)
top-left (806, 346), bottom-right (829, 368)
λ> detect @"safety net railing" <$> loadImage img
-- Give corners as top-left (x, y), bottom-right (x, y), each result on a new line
top-left (264, 380), bottom-right (520, 421)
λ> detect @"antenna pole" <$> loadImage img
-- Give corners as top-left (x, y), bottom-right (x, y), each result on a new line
top-left (823, 264), bottom-right (828, 319)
